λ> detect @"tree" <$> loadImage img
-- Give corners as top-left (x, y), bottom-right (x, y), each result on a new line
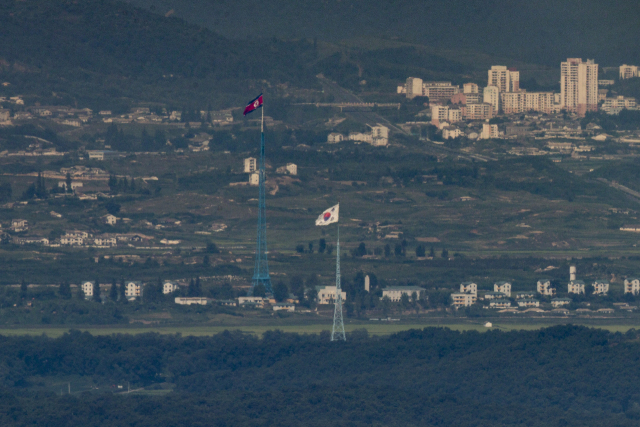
top-left (253, 283), bottom-right (266, 298)
top-left (93, 280), bottom-right (101, 303)
top-left (203, 255), bottom-right (210, 266)
top-left (400, 293), bottom-right (410, 309)
top-left (308, 241), bottom-right (314, 253)
top-left (105, 201), bottom-right (121, 215)
top-left (109, 279), bottom-right (118, 302)
top-left (295, 244), bottom-right (305, 253)
top-left (290, 275), bottom-right (305, 300)
top-left (65, 172), bottom-right (72, 193)
top-left (415, 245), bottom-right (426, 257)
top-left (206, 242), bottom-right (220, 253)
top-left (119, 278), bottom-right (127, 303)
top-left (76, 284), bottom-right (85, 300)
top-left (20, 279), bottom-right (27, 298)
top-left (394, 243), bottom-right (403, 257)
top-left (318, 238), bottom-right (326, 253)
top-left (384, 244), bottom-right (391, 257)
top-left (441, 248), bottom-right (449, 259)
top-left (273, 281), bottom-right (289, 302)
top-left (59, 282), bottom-right (71, 299)
top-left (429, 246), bottom-right (435, 258)
top-left (0, 182), bottom-right (11, 202)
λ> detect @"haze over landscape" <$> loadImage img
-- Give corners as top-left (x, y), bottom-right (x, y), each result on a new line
top-left (1, 0), bottom-right (640, 425)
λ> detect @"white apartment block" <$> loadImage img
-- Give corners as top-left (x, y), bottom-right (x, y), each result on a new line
top-left (463, 83), bottom-right (479, 94)
top-left (81, 281), bottom-right (95, 297)
top-left (125, 281), bottom-right (143, 298)
top-left (619, 65), bottom-right (638, 80)
top-left (451, 292), bottom-right (477, 308)
top-left (370, 125), bottom-right (390, 146)
top-left (405, 77), bottom-right (423, 99)
top-left (483, 86), bottom-right (500, 114)
top-left (94, 237), bottom-right (117, 246)
top-left (244, 157), bottom-right (257, 173)
top-left (624, 278), bottom-right (640, 295)
top-left (602, 96), bottom-right (637, 114)
top-left (430, 105), bottom-right (461, 126)
top-left (442, 127), bottom-right (463, 139)
top-left (381, 286), bottom-right (424, 302)
top-left (460, 282), bottom-right (477, 295)
top-left (561, 58), bottom-right (598, 116)
top-left (494, 281), bottom-right (511, 297)
top-left (348, 132), bottom-right (373, 143)
top-left (537, 280), bottom-right (556, 296)
top-left (163, 281), bottom-right (179, 294)
top-left (422, 81), bottom-right (459, 102)
top-left (327, 133), bottom-right (344, 143)
top-left (501, 91), bottom-right (557, 115)
top-left (317, 286), bottom-right (347, 304)
top-left (480, 124), bottom-right (499, 139)
top-left (567, 280), bottom-right (585, 294)
top-left (488, 66), bottom-right (511, 93)
top-left (592, 280), bottom-right (609, 295)
top-left (462, 103), bottom-right (493, 120)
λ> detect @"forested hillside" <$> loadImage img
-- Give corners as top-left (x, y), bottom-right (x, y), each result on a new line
top-left (1, 326), bottom-right (640, 425)
top-left (129, 0), bottom-right (640, 66)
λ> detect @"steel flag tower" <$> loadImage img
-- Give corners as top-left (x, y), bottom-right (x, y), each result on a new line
top-left (246, 95), bottom-right (272, 296)
top-left (331, 225), bottom-right (346, 341)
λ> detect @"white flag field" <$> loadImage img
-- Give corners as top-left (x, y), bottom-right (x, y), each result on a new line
top-left (315, 204), bottom-right (339, 226)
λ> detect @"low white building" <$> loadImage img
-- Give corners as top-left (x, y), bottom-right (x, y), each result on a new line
top-left (11, 219), bottom-right (28, 232)
top-left (451, 292), bottom-right (477, 308)
top-left (537, 280), bottom-right (556, 296)
top-left (460, 282), bottom-right (477, 295)
top-left (163, 281), bottom-right (179, 294)
top-left (94, 237), bottom-right (117, 246)
top-left (103, 214), bottom-right (117, 225)
top-left (624, 278), bottom-right (640, 295)
top-left (58, 181), bottom-right (83, 191)
top-left (316, 286), bottom-right (347, 304)
top-left (568, 280), bottom-right (585, 294)
top-left (327, 133), bottom-right (344, 144)
top-left (248, 172), bottom-right (260, 186)
top-left (273, 303), bottom-right (295, 312)
top-left (489, 299), bottom-right (511, 309)
top-left (494, 281), bottom-right (512, 297)
top-left (442, 126), bottom-right (463, 139)
top-left (483, 291), bottom-right (506, 300)
top-left (276, 163), bottom-right (298, 175)
top-left (175, 297), bottom-right (210, 305)
top-left (551, 298), bottom-right (571, 308)
top-left (125, 281), bottom-right (143, 299)
top-left (370, 125), bottom-right (389, 146)
top-left (517, 299), bottom-right (540, 308)
top-left (81, 281), bottom-right (95, 297)
top-left (381, 286), bottom-right (424, 302)
top-left (480, 123), bottom-right (499, 140)
top-left (244, 157), bottom-right (257, 173)
top-left (592, 280), bottom-right (609, 295)
top-left (514, 292), bottom-right (536, 299)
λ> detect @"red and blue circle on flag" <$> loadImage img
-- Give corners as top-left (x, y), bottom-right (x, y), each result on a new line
top-left (323, 212), bottom-right (332, 221)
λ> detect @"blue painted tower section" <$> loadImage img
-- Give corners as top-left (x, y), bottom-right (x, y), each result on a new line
top-left (331, 225), bottom-right (346, 341)
top-left (250, 130), bottom-right (273, 296)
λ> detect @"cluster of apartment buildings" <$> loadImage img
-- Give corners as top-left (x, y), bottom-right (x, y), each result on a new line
top-left (327, 124), bottom-right (390, 147)
top-left (243, 157), bottom-right (297, 186)
top-left (400, 61), bottom-right (639, 131)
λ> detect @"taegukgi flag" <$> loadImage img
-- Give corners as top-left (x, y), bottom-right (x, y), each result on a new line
top-left (315, 204), bottom-right (339, 226)
top-left (243, 93), bottom-right (263, 116)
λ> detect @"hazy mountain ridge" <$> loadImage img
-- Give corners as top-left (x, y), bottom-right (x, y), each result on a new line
top-left (128, 0), bottom-right (640, 66)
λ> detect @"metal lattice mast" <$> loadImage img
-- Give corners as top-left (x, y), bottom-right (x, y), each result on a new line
top-left (250, 107), bottom-right (273, 296)
top-left (331, 225), bottom-right (346, 341)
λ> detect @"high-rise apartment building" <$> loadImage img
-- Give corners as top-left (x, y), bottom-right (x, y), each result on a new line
top-left (501, 91), bottom-right (556, 115)
top-left (619, 65), bottom-right (638, 80)
top-left (463, 83), bottom-right (479, 94)
top-left (509, 68), bottom-right (520, 92)
top-left (422, 81), bottom-right (459, 102)
top-left (405, 77), bottom-right (423, 99)
top-left (483, 86), bottom-right (500, 115)
top-left (560, 58), bottom-right (598, 116)
top-left (488, 66), bottom-right (511, 93)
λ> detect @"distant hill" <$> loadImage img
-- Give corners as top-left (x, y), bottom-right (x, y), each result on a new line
top-left (0, 0), bottom-right (319, 110)
top-left (128, 0), bottom-right (640, 67)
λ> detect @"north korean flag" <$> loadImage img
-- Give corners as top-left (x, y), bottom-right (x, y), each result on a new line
top-left (243, 94), bottom-right (263, 116)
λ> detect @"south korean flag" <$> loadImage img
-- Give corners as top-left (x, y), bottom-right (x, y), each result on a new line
top-left (315, 204), bottom-right (339, 226)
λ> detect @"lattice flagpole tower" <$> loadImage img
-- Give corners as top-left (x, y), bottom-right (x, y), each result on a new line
top-left (250, 106), bottom-right (273, 296)
top-left (331, 225), bottom-right (346, 341)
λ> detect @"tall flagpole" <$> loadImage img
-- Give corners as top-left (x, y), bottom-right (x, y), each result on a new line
top-left (250, 99), bottom-right (272, 296)
top-left (331, 224), bottom-right (346, 341)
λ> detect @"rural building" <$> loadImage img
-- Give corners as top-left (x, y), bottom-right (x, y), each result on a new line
top-left (624, 278), bottom-right (640, 295)
top-left (489, 299), bottom-right (511, 309)
top-left (483, 291), bottom-right (506, 300)
top-left (125, 281), bottom-right (143, 299)
top-left (273, 303), bottom-right (295, 312)
top-left (316, 286), bottom-right (347, 304)
top-left (451, 292), bottom-right (477, 308)
top-left (175, 297), bottom-right (210, 305)
top-left (244, 157), bottom-right (257, 173)
top-left (381, 286), bottom-right (424, 302)
top-left (11, 219), bottom-right (28, 232)
top-left (514, 292), bottom-right (536, 299)
top-left (551, 298), bottom-right (571, 308)
top-left (460, 282), bottom-right (477, 295)
top-left (163, 281), bottom-right (179, 294)
top-left (537, 280), bottom-right (555, 296)
top-left (592, 280), bottom-right (609, 295)
top-left (249, 172), bottom-right (260, 186)
top-left (568, 280), bottom-right (585, 294)
top-left (517, 299), bottom-right (540, 308)
top-left (327, 133), bottom-right (344, 143)
top-left (494, 281), bottom-right (512, 297)
top-left (103, 214), bottom-right (117, 225)
top-left (81, 281), bottom-right (95, 297)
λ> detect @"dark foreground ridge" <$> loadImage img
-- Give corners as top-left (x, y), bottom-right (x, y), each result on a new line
top-left (1, 325), bottom-right (640, 426)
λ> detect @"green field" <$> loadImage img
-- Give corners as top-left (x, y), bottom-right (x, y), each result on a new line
top-left (1, 319), bottom-right (639, 338)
